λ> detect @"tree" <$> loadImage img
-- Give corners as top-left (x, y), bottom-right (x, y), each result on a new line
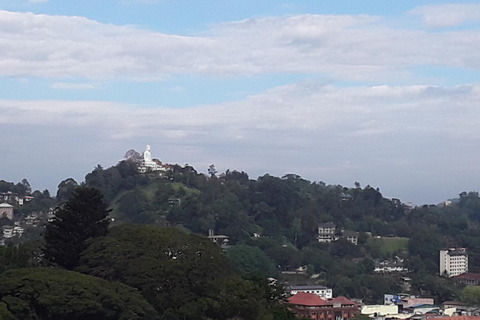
top-left (226, 244), bottom-right (278, 277)
top-left (44, 187), bottom-right (110, 270)
top-left (0, 268), bottom-right (158, 320)
top-left (56, 178), bottom-right (78, 202)
top-left (461, 286), bottom-right (480, 305)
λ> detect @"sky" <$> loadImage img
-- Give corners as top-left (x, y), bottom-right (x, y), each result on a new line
top-left (1, 0), bottom-right (480, 205)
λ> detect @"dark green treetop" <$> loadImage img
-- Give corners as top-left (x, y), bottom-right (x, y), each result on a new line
top-left (44, 187), bottom-right (110, 270)
top-left (0, 267), bottom-right (158, 320)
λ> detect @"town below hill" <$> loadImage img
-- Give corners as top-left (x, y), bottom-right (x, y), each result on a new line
top-left (1, 146), bottom-right (480, 319)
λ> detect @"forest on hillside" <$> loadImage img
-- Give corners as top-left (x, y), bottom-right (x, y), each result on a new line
top-left (2, 159), bottom-right (480, 305)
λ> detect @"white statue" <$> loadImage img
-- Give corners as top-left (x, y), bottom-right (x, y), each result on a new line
top-left (144, 145), bottom-right (153, 163)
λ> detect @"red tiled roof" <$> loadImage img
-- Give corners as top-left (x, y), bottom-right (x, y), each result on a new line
top-left (436, 317), bottom-right (480, 320)
top-left (452, 273), bottom-right (480, 281)
top-left (288, 292), bottom-right (328, 307)
top-left (328, 296), bottom-right (356, 306)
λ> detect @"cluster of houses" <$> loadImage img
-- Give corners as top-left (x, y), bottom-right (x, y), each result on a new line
top-left (318, 222), bottom-right (359, 245)
top-left (286, 284), bottom-right (480, 320)
top-left (0, 199), bottom-right (54, 243)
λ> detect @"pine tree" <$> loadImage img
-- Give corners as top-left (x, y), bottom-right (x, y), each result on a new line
top-left (44, 187), bottom-right (110, 269)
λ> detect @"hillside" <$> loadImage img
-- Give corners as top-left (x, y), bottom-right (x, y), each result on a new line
top-left (2, 159), bottom-right (480, 304)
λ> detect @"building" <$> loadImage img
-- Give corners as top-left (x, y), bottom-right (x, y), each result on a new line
top-left (452, 273), bottom-right (480, 286)
top-left (0, 203), bottom-right (14, 220)
top-left (440, 248), bottom-right (468, 277)
top-left (207, 229), bottom-right (229, 248)
top-left (374, 258), bottom-right (408, 274)
top-left (361, 304), bottom-right (398, 316)
top-left (288, 292), bottom-right (359, 320)
top-left (318, 222), bottom-right (336, 243)
top-left (289, 285), bottom-right (333, 299)
top-left (340, 230), bottom-right (359, 245)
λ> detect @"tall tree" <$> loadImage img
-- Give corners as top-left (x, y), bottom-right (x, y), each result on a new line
top-left (44, 187), bottom-right (110, 270)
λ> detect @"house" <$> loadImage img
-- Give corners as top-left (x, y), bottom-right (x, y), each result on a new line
top-left (288, 285), bottom-right (333, 299)
top-left (361, 304), bottom-right (398, 316)
top-left (0, 203), bottom-right (14, 220)
top-left (207, 229), bottom-right (229, 248)
top-left (2, 225), bottom-right (14, 238)
top-left (288, 292), bottom-right (359, 320)
top-left (374, 258), bottom-right (408, 274)
top-left (452, 273), bottom-right (480, 286)
top-left (318, 222), bottom-right (336, 243)
top-left (340, 230), bottom-right (359, 245)
top-left (440, 248), bottom-right (468, 277)
top-left (317, 223), bottom-right (359, 245)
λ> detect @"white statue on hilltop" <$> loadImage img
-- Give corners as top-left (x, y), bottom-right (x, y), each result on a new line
top-left (144, 145), bottom-right (153, 164)
top-left (138, 144), bottom-right (166, 174)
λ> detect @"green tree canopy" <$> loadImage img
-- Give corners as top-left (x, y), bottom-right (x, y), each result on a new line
top-left (226, 244), bottom-right (278, 277)
top-left (77, 224), bottom-right (236, 318)
top-left (0, 268), bottom-right (158, 320)
top-left (44, 187), bottom-right (110, 269)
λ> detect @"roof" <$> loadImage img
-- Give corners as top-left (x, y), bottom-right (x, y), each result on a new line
top-left (328, 296), bottom-right (357, 306)
top-left (319, 222), bottom-right (336, 228)
top-left (439, 317), bottom-right (480, 320)
top-left (342, 230), bottom-right (359, 237)
top-left (288, 292), bottom-right (327, 306)
top-left (289, 285), bottom-right (329, 290)
top-left (443, 301), bottom-right (467, 306)
top-left (0, 203), bottom-right (13, 208)
top-left (452, 273), bottom-right (480, 281)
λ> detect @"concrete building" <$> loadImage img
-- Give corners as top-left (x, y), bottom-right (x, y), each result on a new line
top-left (289, 285), bottom-right (333, 299)
top-left (440, 248), bottom-right (468, 277)
top-left (361, 305), bottom-right (398, 316)
top-left (318, 222), bottom-right (336, 243)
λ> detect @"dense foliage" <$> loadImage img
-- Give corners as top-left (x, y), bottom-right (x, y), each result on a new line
top-left (44, 187), bottom-right (110, 269)
top-left (3, 159), bottom-right (480, 314)
top-left (0, 268), bottom-right (158, 320)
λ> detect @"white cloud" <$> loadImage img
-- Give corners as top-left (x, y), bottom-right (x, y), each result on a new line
top-left (52, 82), bottom-right (97, 90)
top-left (0, 10), bottom-right (479, 82)
top-left (2, 82), bottom-right (480, 203)
top-left (411, 4), bottom-right (480, 28)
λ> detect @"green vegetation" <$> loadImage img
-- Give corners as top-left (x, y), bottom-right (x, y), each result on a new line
top-left (3, 160), bottom-right (480, 316)
top-left (43, 187), bottom-right (110, 269)
top-left (0, 268), bottom-right (158, 320)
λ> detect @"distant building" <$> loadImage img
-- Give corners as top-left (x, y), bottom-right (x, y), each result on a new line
top-left (317, 223), bottom-right (359, 245)
top-left (452, 273), bottom-right (480, 286)
top-left (361, 304), bottom-right (398, 316)
top-left (288, 285), bottom-right (333, 299)
top-left (374, 258), bottom-right (408, 274)
top-left (207, 229), bottom-right (229, 248)
top-left (440, 248), bottom-right (468, 277)
top-left (288, 293), bottom-right (359, 320)
top-left (318, 222), bottom-right (336, 243)
top-left (0, 203), bottom-right (14, 220)
top-left (340, 230), bottom-right (359, 245)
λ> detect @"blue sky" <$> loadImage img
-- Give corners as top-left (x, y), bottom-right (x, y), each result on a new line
top-left (1, 0), bottom-right (480, 205)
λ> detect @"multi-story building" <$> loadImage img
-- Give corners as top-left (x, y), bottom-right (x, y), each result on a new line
top-left (318, 222), bottom-right (336, 243)
top-left (440, 248), bottom-right (468, 277)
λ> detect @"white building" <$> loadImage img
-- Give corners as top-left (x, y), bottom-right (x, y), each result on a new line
top-left (317, 222), bottom-right (336, 243)
top-left (440, 247), bottom-right (468, 277)
top-left (288, 285), bottom-right (333, 299)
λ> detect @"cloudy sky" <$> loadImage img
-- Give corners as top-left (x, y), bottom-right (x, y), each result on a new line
top-left (1, 0), bottom-right (479, 205)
